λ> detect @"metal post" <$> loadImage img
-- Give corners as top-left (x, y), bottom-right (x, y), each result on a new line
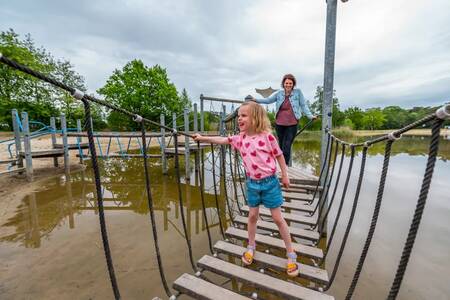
top-left (21, 112), bottom-right (33, 181)
top-left (61, 114), bottom-right (70, 174)
top-left (11, 109), bottom-right (23, 170)
top-left (184, 108), bottom-right (190, 180)
top-left (77, 119), bottom-right (83, 164)
top-left (219, 105), bottom-right (226, 178)
top-left (320, 0), bottom-right (338, 234)
top-left (200, 94), bottom-right (204, 133)
top-left (50, 117), bottom-right (58, 167)
top-left (161, 114), bottom-right (168, 174)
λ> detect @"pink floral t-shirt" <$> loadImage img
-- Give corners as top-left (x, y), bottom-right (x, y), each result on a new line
top-left (228, 132), bottom-right (282, 180)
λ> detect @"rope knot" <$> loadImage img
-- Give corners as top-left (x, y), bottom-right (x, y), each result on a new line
top-left (436, 104), bottom-right (450, 120)
top-left (133, 114), bottom-right (143, 122)
top-left (388, 132), bottom-right (402, 141)
top-left (72, 89), bottom-right (85, 100)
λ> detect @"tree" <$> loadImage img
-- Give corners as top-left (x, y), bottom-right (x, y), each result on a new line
top-left (362, 108), bottom-right (386, 130)
top-left (0, 29), bottom-right (89, 130)
top-left (98, 60), bottom-right (182, 130)
top-left (344, 106), bottom-right (365, 130)
top-left (310, 85), bottom-right (344, 128)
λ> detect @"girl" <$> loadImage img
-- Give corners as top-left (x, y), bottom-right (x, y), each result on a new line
top-left (193, 101), bottom-right (299, 277)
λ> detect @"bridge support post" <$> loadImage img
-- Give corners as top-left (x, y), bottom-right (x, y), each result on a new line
top-left (11, 109), bottom-right (23, 171)
top-left (61, 114), bottom-right (70, 174)
top-left (21, 112), bottom-right (33, 182)
top-left (320, 0), bottom-right (338, 234)
top-left (194, 103), bottom-right (199, 177)
top-left (161, 114), bottom-right (168, 174)
top-left (50, 117), bottom-right (59, 167)
top-left (184, 108), bottom-right (190, 180)
top-left (200, 94), bottom-right (204, 133)
top-left (77, 119), bottom-right (83, 164)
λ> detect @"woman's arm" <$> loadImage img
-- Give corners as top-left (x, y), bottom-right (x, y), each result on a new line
top-left (254, 90), bottom-right (279, 105)
top-left (192, 133), bottom-right (230, 145)
top-left (276, 155), bottom-right (290, 188)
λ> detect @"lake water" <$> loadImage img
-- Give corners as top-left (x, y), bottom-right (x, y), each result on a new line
top-left (0, 135), bottom-right (449, 299)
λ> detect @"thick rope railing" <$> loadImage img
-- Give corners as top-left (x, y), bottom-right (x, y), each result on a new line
top-left (387, 118), bottom-right (444, 299)
top-left (140, 122), bottom-right (173, 298)
top-left (322, 146), bottom-right (368, 292)
top-left (82, 99), bottom-right (121, 299)
top-left (228, 146), bottom-right (243, 215)
top-left (196, 141), bottom-right (214, 254)
top-left (173, 133), bottom-right (197, 272)
top-left (345, 139), bottom-right (394, 299)
top-left (210, 144), bottom-right (226, 238)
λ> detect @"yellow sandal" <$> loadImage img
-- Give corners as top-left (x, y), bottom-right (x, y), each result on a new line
top-left (287, 252), bottom-right (299, 277)
top-left (242, 245), bottom-right (255, 265)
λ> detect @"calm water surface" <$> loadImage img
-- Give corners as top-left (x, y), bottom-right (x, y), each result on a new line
top-left (0, 136), bottom-right (449, 299)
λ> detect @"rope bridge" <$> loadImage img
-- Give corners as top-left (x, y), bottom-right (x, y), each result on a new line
top-left (1, 52), bottom-right (449, 300)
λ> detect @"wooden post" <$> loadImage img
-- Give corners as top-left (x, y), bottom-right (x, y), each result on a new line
top-left (200, 94), bottom-right (204, 133)
top-left (193, 103), bottom-right (199, 176)
top-left (77, 119), bottom-right (83, 164)
top-left (11, 109), bottom-right (23, 170)
top-left (21, 112), bottom-right (33, 181)
top-left (61, 114), bottom-right (70, 174)
top-left (50, 117), bottom-right (58, 167)
top-left (184, 108), bottom-right (190, 180)
top-left (161, 114), bottom-right (168, 174)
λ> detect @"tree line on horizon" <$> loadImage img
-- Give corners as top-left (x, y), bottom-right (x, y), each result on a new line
top-left (1, 29), bottom-right (448, 133)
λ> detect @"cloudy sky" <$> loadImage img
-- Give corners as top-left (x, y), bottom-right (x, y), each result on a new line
top-left (2, 0), bottom-right (450, 111)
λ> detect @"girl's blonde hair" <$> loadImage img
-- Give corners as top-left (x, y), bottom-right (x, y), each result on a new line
top-left (240, 101), bottom-right (271, 133)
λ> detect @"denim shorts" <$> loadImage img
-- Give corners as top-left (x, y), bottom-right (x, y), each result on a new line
top-left (246, 175), bottom-right (283, 209)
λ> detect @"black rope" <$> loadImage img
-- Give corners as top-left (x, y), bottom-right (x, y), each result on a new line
top-left (306, 133), bottom-right (332, 203)
top-left (221, 145), bottom-right (235, 226)
top-left (295, 118), bottom-right (315, 138)
top-left (140, 123), bottom-right (172, 297)
top-left (345, 140), bottom-right (393, 300)
top-left (196, 141), bottom-right (214, 254)
top-left (82, 99), bottom-right (121, 300)
top-left (387, 118), bottom-right (444, 299)
top-left (228, 146), bottom-right (243, 215)
top-left (311, 139), bottom-right (339, 230)
top-left (210, 144), bottom-right (226, 238)
top-left (173, 133), bottom-right (197, 271)
top-left (323, 146), bottom-right (355, 259)
top-left (310, 137), bottom-right (336, 218)
top-left (324, 146), bottom-right (368, 291)
top-left (235, 152), bottom-right (248, 205)
top-left (319, 143), bottom-right (346, 233)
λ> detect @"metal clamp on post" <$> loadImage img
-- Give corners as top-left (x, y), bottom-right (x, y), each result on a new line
top-left (133, 114), bottom-right (143, 123)
top-left (388, 132), bottom-right (402, 141)
top-left (72, 89), bottom-right (85, 100)
top-left (436, 104), bottom-right (450, 120)
top-left (172, 129), bottom-right (177, 135)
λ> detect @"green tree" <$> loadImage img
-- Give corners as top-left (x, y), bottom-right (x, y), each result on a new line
top-left (98, 60), bottom-right (182, 130)
top-left (344, 106), bottom-right (365, 130)
top-left (382, 106), bottom-right (408, 129)
top-left (310, 85), bottom-right (344, 129)
top-left (362, 108), bottom-right (386, 130)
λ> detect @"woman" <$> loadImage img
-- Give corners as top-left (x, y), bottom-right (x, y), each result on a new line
top-left (253, 74), bottom-right (317, 165)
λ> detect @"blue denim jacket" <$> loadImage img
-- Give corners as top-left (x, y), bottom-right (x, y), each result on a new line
top-left (255, 88), bottom-right (313, 120)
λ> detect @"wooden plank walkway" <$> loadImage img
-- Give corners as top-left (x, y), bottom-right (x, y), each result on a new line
top-left (173, 273), bottom-right (251, 300)
top-left (197, 255), bottom-right (333, 300)
top-left (213, 241), bottom-right (329, 284)
top-left (233, 215), bottom-right (319, 242)
top-left (225, 227), bottom-right (323, 260)
top-left (54, 143), bottom-right (89, 149)
top-left (19, 149), bottom-right (64, 158)
top-left (241, 206), bottom-right (318, 226)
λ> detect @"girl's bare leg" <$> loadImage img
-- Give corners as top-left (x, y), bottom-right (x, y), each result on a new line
top-left (247, 207), bottom-right (259, 247)
top-left (270, 207), bottom-right (293, 253)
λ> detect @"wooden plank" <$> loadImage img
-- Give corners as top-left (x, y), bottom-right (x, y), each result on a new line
top-left (289, 183), bottom-right (323, 192)
top-left (283, 191), bottom-right (315, 202)
top-left (281, 200), bottom-right (316, 213)
top-left (225, 227), bottom-right (323, 259)
top-left (0, 159), bottom-right (17, 164)
top-left (197, 256), bottom-right (333, 300)
top-left (54, 143), bottom-right (90, 149)
top-left (213, 241), bottom-right (329, 284)
top-left (173, 273), bottom-right (251, 300)
top-left (0, 167), bottom-right (25, 176)
top-left (241, 206), bottom-right (318, 226)
top-left (19, 149), bottom-right (64, 158)
top-left (233, 215), bottom-right (319, 242)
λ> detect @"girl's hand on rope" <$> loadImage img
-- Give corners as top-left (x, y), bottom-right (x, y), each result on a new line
top-left (192, 133), bottom-right (204, 141)
top-left (281, 174), bottom-right (290, 189)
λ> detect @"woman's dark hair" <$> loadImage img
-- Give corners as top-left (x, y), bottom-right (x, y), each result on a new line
top-left (281, 74), bottom-right (297, 88)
